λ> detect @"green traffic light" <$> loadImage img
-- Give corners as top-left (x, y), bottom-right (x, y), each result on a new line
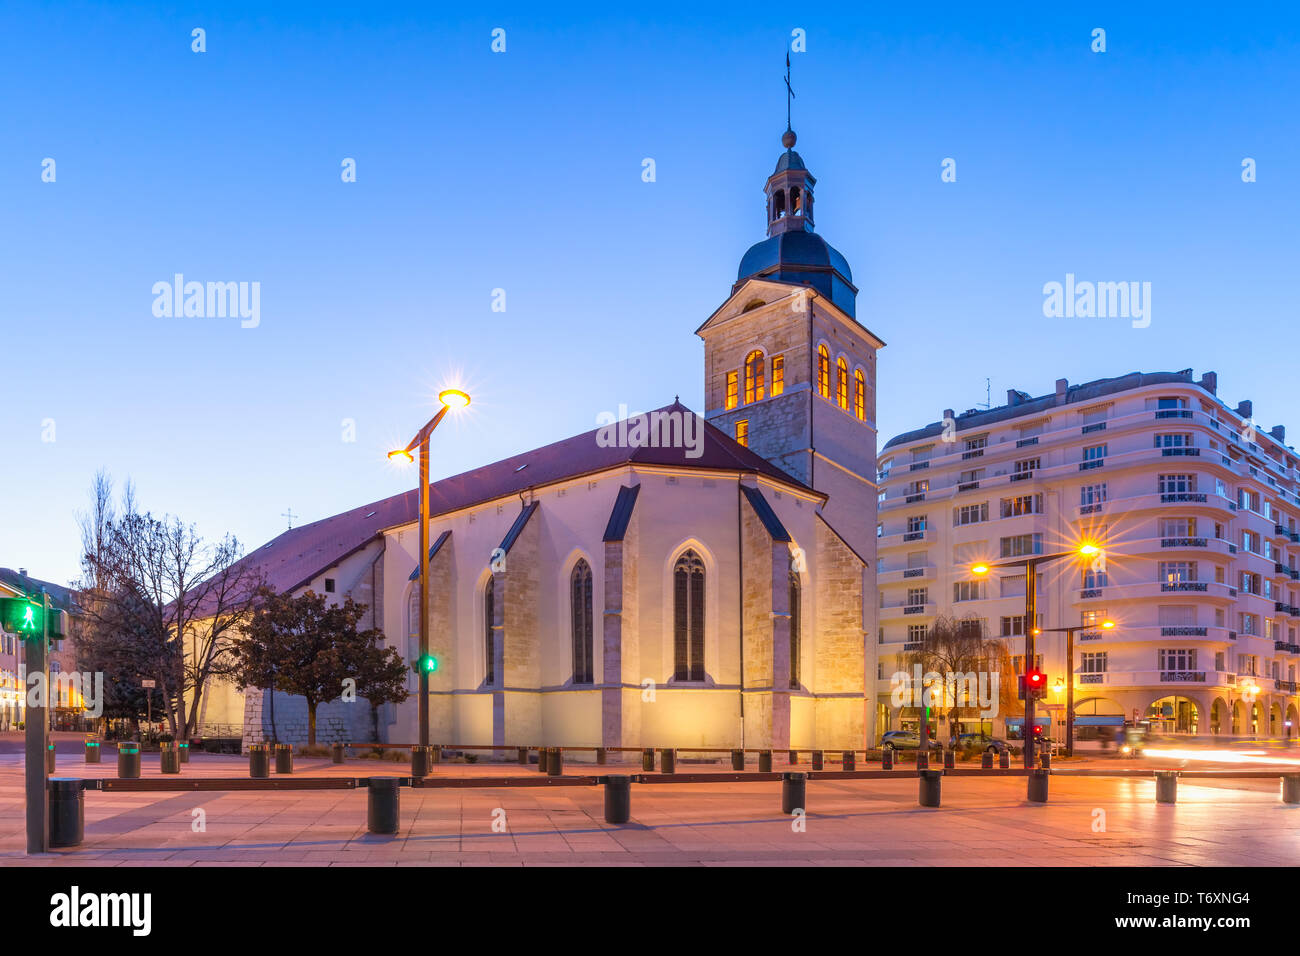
top-left (419, 655), bottom-right (438, 673)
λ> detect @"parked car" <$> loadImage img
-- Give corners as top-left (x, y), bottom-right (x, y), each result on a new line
top-left (958, 732), bottom-right (1010, 754)
top-left (880, 730), bottom-right (943, 751)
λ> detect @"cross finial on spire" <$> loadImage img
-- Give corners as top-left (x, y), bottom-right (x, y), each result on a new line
top-left (784, 52), bottom-right (795, 132)
top-left (282, 507), bottom-right (297, 530)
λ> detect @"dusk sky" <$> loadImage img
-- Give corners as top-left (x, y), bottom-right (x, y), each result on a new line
top-left (3, 1), bottom-right (1298, 586)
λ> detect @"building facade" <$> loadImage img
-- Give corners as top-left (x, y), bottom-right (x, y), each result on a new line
top-left (877, 369), bottom-right (1300, 743)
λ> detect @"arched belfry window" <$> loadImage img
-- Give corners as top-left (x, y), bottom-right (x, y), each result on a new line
top-left (673, 550), bottom-right (705, 681)
top-left (789, 571), bottom-right (802, 689)
top-left (772, 190), bottom-right (786, 220)
top-left (571, 560), bottom-right (594, 684)
top-left (817, 345), bottom-right (830, 398)
top-left (483, 579), bottom-right (496, 686)
top-left (836, 357), bottom-right (849, 409)
top-left (854, 369), bottom-right (866, 421)
top-left (744, 350), bottom-right (765, 404)
top-left (790, 186), bottom-right (801, 214)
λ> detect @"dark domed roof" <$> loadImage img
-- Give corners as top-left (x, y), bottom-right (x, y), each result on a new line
top-left (774, 149), bottom-right (806, 174)
top-left (737, 230), bottom-right (852, 284)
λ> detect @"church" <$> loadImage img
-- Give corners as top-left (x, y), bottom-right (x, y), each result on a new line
top-left (199, 124), bottom-right (885, 756)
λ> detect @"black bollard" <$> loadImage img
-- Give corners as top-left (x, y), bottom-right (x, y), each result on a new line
top-left (842, 750), bottom-right (856, 771)
top-left (275, 743), bottom-right (293, 775)
top-left (1156, 771), bottom-right (1178, 804)
top-left (1282, 774), bottom-right (1300, 805)
top-left (731, 749), bottom-right (745, 771)
top-left (331, 742), bottom-right (345, 764)
top-left (641, 748), bottom-right (655, 772)
top-left (787, 750), bottom-right (798, 765)
top-left (1027, 768), bottom-right (1049, 803)
top-left (48, 779), bottom-right (85, 848)
top-left (178, 741), bottom-right (190, 763)
top-left (603, 775), bottom-right (631, 824)
top-left (758, 750), bottom-right (772, 773)
top-left (659, 749), bottom-right (676, 774)
top-left (411, 746), bottom-right (432, 779)
top-left (536, 748), bottom-right (550, 773)
top-left (117, 743), bottom-right (141, 779)
top-left (248, 744), bottom-right (269, 778)
top-left (811, 750), bottom-right (824, 771)
top-left (367, 778), bottom-right (400, 835)
top-left (781, 771), bottom-right (807, 814)
top-left (1040, 751), bottom-right (1052, 770)
top-left (882, 748), bottom-right (894, 770)
top-left (981, 751), bottom-right (994, 769)
top-left (518, 747), bottom-right (529, 765)
top-left (998, 750), bottom-right (1011, 770)
top-left (918, 769), bottom-right (942, 807)
top-left (84, 740), bottom-right (101, 764)
top-left (160, 742), bottom-right (181, 774)
top-left (597, 748), bottom-right (607, 766)
top-left (916, 750), bottom-right (929, 770)
top-left (546, 747), bottom-right (563, 776)
top-left (430, 745), bottom-right (441, 765)
top-left (943, 750), bottom-right (956, 771)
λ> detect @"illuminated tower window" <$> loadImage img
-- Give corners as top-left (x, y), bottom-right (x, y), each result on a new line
top-left (771, 355), bottom-right (784, 396)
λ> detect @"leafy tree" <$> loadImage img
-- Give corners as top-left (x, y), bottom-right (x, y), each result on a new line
top-left (231, 587), bottom-right (408, 745)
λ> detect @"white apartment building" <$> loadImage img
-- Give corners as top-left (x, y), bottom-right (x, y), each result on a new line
top-left (876, 369), bottom-right (1300, 744)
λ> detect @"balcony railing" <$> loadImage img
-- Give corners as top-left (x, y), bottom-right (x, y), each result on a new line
top-left (1081, 422), bottom-right (1107, 434)
top-left (1161, 626), bottom-right (1208, 637)
top-left (1160, 581), bottom-right (1208, 592)
top-left (1161, 537), bottom-right (1208, 548)
top-left (1159, 671), bottom-right (1206, 682)
top-left (1016, 437), bottom-right (1039, 448)
top-left (902, 568), bottom-right (926, 579)
top-left (1155, 409), bottom-right (1194, 419)
top-left (1161, 492), bottom-right (1207, 503)
top-left (1161, 447), bottom-right (1201, 457)
top-left (902, 531), bottom-right (925, 542)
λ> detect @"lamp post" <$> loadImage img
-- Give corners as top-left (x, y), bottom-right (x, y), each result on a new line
top-left (973, 544), bottom-right (1103, 768)
top-left (1038, 620), bottom-right (1115, 756)
top-left (390, 388), bottom-right (471, 749)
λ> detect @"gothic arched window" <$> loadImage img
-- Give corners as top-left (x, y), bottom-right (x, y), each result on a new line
top-left (673, 550), bottom-right (705, 681)
top-left (817, 345), bottom-right (830, 398)
top-left (571, 559), bottom-right (594, 684)
top-left (483, 578), bottom-right (496, 686)
top-left (789, 571), bottom-right (801, 689)
top-left (744, 350), bottom-right (765, 404)
top-left (854, 369), bottom-right (866, 421)
top-left (836, 357), bottom-right (849, 409)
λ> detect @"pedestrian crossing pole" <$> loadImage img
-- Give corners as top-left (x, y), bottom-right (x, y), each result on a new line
top-left (24, 592), bottom-right (51, 853)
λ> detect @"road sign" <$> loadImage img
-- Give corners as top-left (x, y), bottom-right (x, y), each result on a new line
top-left (141, 679), bottom-right (156, 688)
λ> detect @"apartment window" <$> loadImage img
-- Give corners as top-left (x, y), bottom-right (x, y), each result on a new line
top-left (324, 578), bottom-right (336, 593)
top-left (725, 371), bottom-right (738, 410)
top-left (1215, 651), bottom-right (1225, 671)
top-left (1019, 422), bottom-right (1044, 439)
top-left (1080, 405), bottom-right (1109, 425)
top-left (1154, 433), bottom-right (1193, 448)
top-left (1000, 533), bottom-right (1042, 558)
top-left (905, 587), bottom-right (928, 607)
top-left (1081, 443), bottom-right (1107, 469)
top-left (906, 624), bottom-right (928, 644)
top-left (906, 551), bottom-right (928, 569)
top-left (1012, 458), bottom-right (1039, 479)
top-left (771, 355), bottom-right (784, 397)
top-left (1079, 652), bottom-right (1108, 674)
top-left (1241, 530), bottom-right (1259, 554)
top-left (735, 419), bottom-right (749, 447)
top-left (1160, 517), bottom-right (1196, 537)
top-left (964, 435), bottom-right (987, 456)
top-left (1159, 562), bottom-right (1197, 584)
top-left (1000, 615), bottom-right (1040, 636)
top-left (1216, 478), bottom-right (1228, 498)
top-left (953, 580), bottom-right (986, 602)
top-left (1001, 494), bottom-right (1043, 518)
top-left (1240, 571), bottom-right (1261, 595)
top-left (1081, 608), bottom-right (1109, 628)
top-left (1158, 648), bottom-right (1197, 671)
top-left (1158, 474), bottom-right (1195, 494)
top-left (1239, 614), bottom-right (1259, 637)
top-left (1082, 565), bottom-right (1109, 589)
top-left (959, 468), bottom-right (984, 485)
top-left (1238, 488), bottom-right (1259, 512)
top-left (953, 502), bottom-right (989, 526)
top-left (1080, 483), bottom-right (1108, 507)
top-left (999, 574), bottom-right (1041, 598)
top-left (1158, 605), bottom-right (1196, 626)
top-left (1157, 396), bottom-right (1188, 410)
top-left (907, 515), bottom-right (927, 534)
top-left (1011, 654), bottom-right (1043, 674)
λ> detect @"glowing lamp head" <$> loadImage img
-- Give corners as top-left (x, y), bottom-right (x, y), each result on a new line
top-left (1102, 620), bottom-right (1116, 629)
top-left (388, 449), bottom-right (414, 464)
top-left (971, 563), bottom-right (990, 576)
top-left (1078, 543), bottom-right (1101, 557)
top-left (438, 388), bottom-right (471, 410)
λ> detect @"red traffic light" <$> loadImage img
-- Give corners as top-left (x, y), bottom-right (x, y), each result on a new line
top-left (1026, 669), bottom-right (1045, 686)
top-left (1033, 725), bottom-right (1043, 735)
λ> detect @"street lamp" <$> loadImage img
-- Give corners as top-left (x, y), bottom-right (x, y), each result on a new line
top-left (390, 387), bottom-right (471, 750)
top-left (972, 542), bottom-right (1104, 768)
top-left (1036, 619), bottom-right (1115, 756)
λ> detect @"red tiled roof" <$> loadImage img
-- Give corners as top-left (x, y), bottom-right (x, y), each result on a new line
top-left (233, 402), bottom-right (810, 596)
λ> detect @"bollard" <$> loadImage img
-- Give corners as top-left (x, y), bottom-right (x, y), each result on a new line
top-left (518, 747), bottom-right (529, 765)
top-left (882, 748), bottom-right (894, 770)
top-left (248, 744), bottom-right (269, 778)
top-left (1040, 751), bottom-right (1052, 770)
top-left (275, 743), bottom-right (293, 774)
top-left (842, 750), bottom-right (856, 771)
top-left (1282, 774), bottom-right (1300, 805)
top-left (546, 747), bottom-right (563, 776)
top-left (603, 775), bottom-right (631, 824)
top-left (943, 750), bottom-right (956, 771)
top-left (731, 749), bottom-right (745, 771)
top-left (48, 779), bottom-right (85, 849)
top-left (160, 742), bottom-right (181, 774)
top-left (659, 748), bottom-right (676, 774)
top-left (536, 748), bottom-right (550, 773)
top-left (918, 769), bottom-right (942, 807)
top-left (916, 750), bottom-right (929, 771)
top-left (331, 742), bottom-right (345, 764)
top-left (787, 750), bottom-right (798, 765)
top-left (811, 750), bottom-right (824, 771)
top-left (781, 771), bottom-right (807, 814)
top-left (47, 743), bottom-right (56, 774)
top-left (998, 750), bottom-right (1011, 770)
top-left (597, 748), bottom-right (607, 766)
top-left (1027, 768), bottom-right (1049, 803)
top-left (84, 741), bottom-right (101, 764)
top-left (411, 746), bottom-right (432, 779)
top-left (641, 748), bottom-right (655, 772)
top-left (758, 750), bottom-right (772, 773)
top-left (178, 741), bottom-right (190, 763)
top-left (1155, 770), bottom-right (1178, 804)
top-left (367, 778), bottom-right (400, 835)
top-left (429, 745), bottom-right (441, 765)
top-left (981, 751), bottom-right (994, 769)
top-left (117, 743), bottom-right (141, 779)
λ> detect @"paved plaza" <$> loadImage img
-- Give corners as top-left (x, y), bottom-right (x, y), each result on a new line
top-left (2, 746), bottom-right (1297, 866)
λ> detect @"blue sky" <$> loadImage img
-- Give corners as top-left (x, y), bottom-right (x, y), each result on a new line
top-left (2, 1), bottom-right (1298, 586)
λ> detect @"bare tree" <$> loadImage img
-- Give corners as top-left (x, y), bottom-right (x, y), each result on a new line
top-left (902, 614), bottom-right (1018, 745)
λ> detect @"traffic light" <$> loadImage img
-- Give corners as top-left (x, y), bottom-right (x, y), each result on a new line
top-left (0, 597), bottom-right (64, 639)
top-left (1025, 668), bottom-right (1047, 701)
top-left (415, 654), bottom-right (438, 674)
